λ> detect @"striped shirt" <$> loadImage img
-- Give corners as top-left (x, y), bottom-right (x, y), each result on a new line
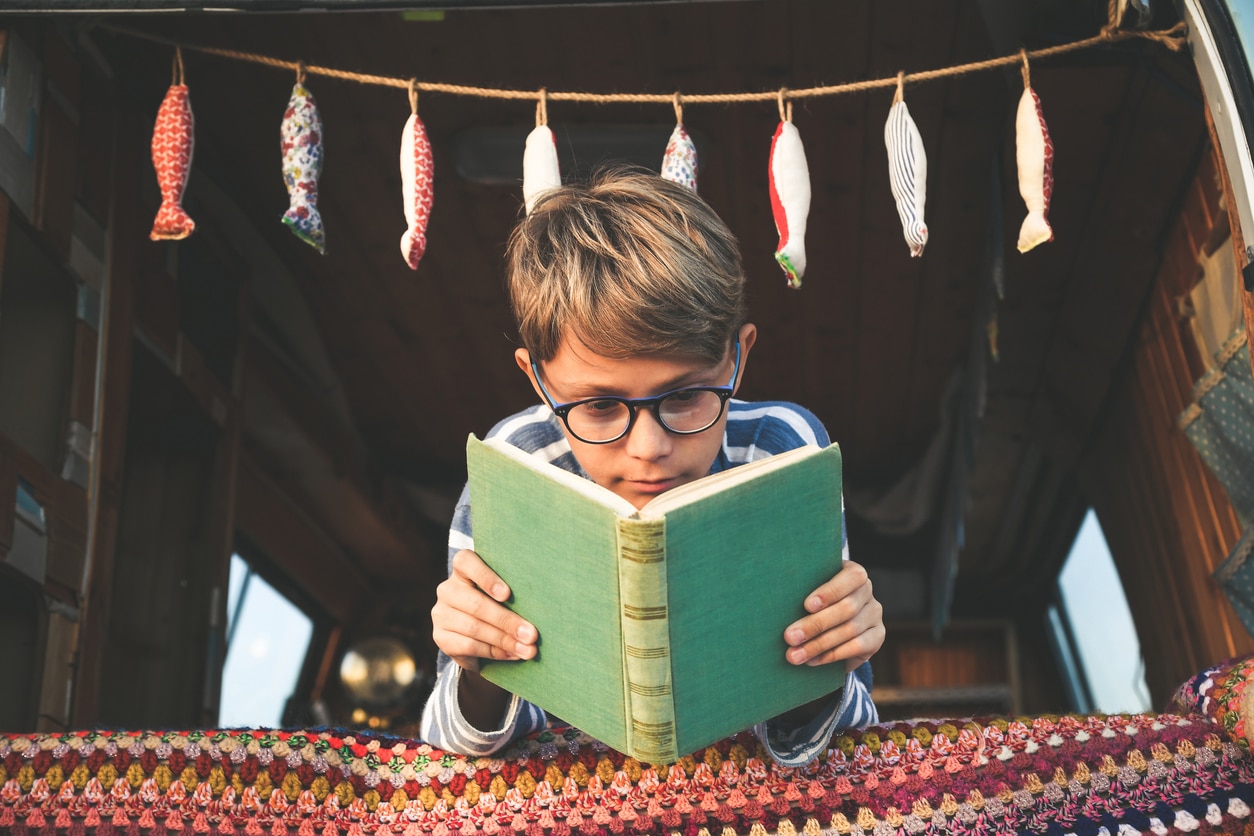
top-left (421, 400), bottom-right (877, 766)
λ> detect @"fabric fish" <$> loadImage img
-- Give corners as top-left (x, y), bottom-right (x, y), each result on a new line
top-left (400, 109), bottom-right (434, 270)
top-left (280, 81), bottom-right (326, 253)
top-left (768, 119), bottom-right (811, 288)
top-left (884, 93), bottom-right (928, 257)
top-left (1015, 84), bottom-right (1054, 252)
top-left (149, 82), bottom-right (195, 241)
top-left (661, 123), bottom-right (698, 192)
top-left (523, 125), bottom-right (561, 215)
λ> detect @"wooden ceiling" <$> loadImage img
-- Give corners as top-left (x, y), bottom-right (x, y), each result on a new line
top-left (80, 0), bottom-right (1208, 625)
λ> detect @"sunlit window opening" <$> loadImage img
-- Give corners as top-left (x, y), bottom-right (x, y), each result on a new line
top-left (219, 554), bottom-right (314, 728)
top-left (1050, 510), bottom-right (1151, 714)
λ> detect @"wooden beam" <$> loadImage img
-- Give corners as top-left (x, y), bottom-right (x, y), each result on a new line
top-left (234, 456), bottom-right (371, 625)
top-left (245, 333), bottom-right (440, 584)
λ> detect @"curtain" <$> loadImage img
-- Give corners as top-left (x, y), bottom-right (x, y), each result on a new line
top-left (1179, 330), bottom-right (1254, 525)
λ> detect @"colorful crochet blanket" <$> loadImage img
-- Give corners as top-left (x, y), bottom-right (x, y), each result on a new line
top-left (3, 711), bottom-right (1253, 836)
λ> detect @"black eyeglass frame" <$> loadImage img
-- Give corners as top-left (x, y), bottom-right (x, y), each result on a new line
top-left (530, 339), bottom-right (742, 445)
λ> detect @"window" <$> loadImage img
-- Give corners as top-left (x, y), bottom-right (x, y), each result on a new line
top-left (1047, 510), bottom-right (1151, 714)
top-left (219, 554), bottom-right (314, 729)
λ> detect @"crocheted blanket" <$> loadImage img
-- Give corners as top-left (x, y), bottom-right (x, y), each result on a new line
top-left (3, 712), bottom-right (1253, 836)
top-left (5, 655), bottom-right (1254, 835)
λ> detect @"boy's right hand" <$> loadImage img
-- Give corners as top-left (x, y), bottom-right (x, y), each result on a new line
top-left (432, 549), bottom-right (538, 671)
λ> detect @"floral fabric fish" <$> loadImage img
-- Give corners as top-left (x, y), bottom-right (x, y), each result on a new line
top-left (400, 109), bottom-right (434, 270)
top-left (661, 123), bottom-right (698, 192)
top-left (280, 81), bottom-right (326, 253)
top-left (768, 119), bottom-right (811, 288)
top-left (149, 82), bottom-right (195, 241)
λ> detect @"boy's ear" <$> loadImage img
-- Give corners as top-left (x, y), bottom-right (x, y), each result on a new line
top-left (515, 348), bottom-right (546, 401)
top-left (733, 322), bottom-right (758, 395)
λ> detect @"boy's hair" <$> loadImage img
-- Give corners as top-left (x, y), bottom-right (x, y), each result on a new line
top-left (507, 167), bottom-right (746, 364)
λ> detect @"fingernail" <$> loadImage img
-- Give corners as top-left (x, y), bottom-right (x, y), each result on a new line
top-left (516, 624), bottom-right (536, 642)
top-left (492, 583), bottom-right (509, 600)
top-left (787, 647), bottom-right (808, 664)
top-left (786, 628), bottom-right (805, 645)
top-left (806, 595), bottom-right (823, 612)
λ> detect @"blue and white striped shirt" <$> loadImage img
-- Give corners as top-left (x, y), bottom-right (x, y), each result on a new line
top-left (421, 400), bottom-right (877, 765)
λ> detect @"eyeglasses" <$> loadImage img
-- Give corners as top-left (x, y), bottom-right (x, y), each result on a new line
top-left (532, 340), bottom-right (741, 445)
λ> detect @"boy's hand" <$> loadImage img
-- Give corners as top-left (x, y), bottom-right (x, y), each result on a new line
top-left (783, 560), bottom-right (884, 669)
top-left (432, 549), bottom-right (539, 671)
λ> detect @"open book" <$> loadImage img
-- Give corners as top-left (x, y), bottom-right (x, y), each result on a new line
top-left (467, 434), bottom-right (846, 764)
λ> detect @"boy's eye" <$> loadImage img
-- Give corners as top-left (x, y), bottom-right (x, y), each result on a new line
top-left (581, 399), bottom-right (625, 416)
top-left (667, 389), bottom-right (702, 404)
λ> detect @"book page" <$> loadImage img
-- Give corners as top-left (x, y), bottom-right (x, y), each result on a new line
top-left (482, 435), bottom-right (637, 516)
top-left (640, 443), bottom-right (823, 516)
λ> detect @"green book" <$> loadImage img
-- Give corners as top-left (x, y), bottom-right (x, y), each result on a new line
top-left (467, 434), bottom-right (845, 764)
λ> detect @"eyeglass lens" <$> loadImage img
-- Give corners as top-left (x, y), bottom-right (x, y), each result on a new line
top-left (567, 390), bottom-right (724, 442)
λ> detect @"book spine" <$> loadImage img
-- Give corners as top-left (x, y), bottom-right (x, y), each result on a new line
top-left (616, 517), bottom-right (677, 764)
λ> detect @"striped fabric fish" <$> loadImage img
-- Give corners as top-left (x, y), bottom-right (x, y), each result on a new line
top-left (523, 125), bottom-right (561, 215)
top-left (1015, 84), bottom-right (1054, 252)
top-left (149, 81), bottom-right (195, 241)
top-left (280, 81), bottom-right (326, 253)
top-left (768, 119), bottom-right (810, 288)
top-left (661, 123), bottom-right (698, 192)
top-left (884, 92), bottom-right (928, 257)
top-left (400, 109), bottom-right (434, 270)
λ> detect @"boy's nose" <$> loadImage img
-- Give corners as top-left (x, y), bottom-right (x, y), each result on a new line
top-left (624, 407), bottom-right (672, 460)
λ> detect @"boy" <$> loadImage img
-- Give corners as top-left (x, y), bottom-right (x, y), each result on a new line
top-left (422, 169), bottom-right (883, 767)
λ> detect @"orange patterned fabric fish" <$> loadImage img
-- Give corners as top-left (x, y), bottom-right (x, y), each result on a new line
top-left (149, 82), bottom-right (195, 241)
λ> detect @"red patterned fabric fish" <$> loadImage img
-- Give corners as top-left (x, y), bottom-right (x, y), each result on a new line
top-left (769, 119), bottom-right (810, 288)
top-left (400, 107), bottom-right (434, 270)
top-left (149, 81), bottom-right (195, 241)
top-left (1015, 84), bottom-right (1054, 252)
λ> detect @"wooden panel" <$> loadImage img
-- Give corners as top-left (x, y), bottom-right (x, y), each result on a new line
top-left (67, 320), bottom-right (97, 429)
top-left (45, 478), bottom-right (86, 601)
top-left (1084, 152), bottom-right (1254, 705)
top-left (0, 434), bottom-right (15, 556)
top-left (72, 104), bottom-right (140, 728)
top-left (33, 32), bottom-right (78, 262)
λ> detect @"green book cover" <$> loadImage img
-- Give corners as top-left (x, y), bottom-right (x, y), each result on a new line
top-left (467, 434), bottom-right (845, 764)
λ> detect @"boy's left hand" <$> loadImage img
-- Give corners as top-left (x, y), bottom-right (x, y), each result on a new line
top-left (784, 560), bottom-right (884, 669)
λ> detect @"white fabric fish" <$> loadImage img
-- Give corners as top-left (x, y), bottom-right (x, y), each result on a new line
top-left (769, 120), bottom-right (810, 288)
top-left (523, 125), bottom-right (561, 215)
top-left (400, 109), bottom-right (434, 270)
top-left (884, 94), bottom-right (928, 257)
top-left (1015, 85), bottom-right (1054, 252)
top-left (661, 123), bottom-right (698, 192)
top-left (280, 81), bottom-right (326, 253)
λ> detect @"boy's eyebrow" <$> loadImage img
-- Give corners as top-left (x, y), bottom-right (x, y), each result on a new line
top-left (555, 365), bottom-right (724, 399)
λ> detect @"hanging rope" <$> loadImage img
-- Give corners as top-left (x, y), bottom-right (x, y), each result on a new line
top-left (100, 18), bottom-right (1188, 111)
top-left (171, 46), bottom-right (184, 86)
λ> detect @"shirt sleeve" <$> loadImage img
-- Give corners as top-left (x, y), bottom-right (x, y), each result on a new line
top-left (419, 484), bottom-right (550, 754)
top-left (753, 660), bottom-right (877, 767)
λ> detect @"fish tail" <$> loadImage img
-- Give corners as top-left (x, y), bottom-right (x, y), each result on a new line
top-left (1017, 212), bottom-right (1053, 253)
top-left (400, 229), bottom-right (427, 270)
top-left (149, 201), bottom-right (195, 241)
top-left (282, 206), bottom-right (326, 254)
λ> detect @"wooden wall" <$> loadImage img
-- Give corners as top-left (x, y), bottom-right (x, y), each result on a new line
top-left (1083, 144), bottom-right (1254, 705)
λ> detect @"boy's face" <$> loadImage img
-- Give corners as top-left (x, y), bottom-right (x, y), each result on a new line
top-left (517, 323), bottom-right (757, 510)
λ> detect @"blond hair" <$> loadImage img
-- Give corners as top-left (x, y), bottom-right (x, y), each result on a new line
top-left (507, 168), bottom-right (746, 363)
